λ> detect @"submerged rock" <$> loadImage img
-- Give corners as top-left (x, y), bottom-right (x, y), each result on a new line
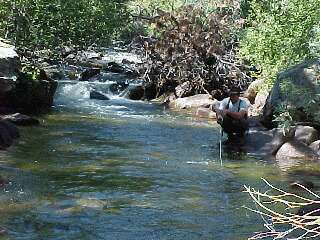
top-left (195, 107), bottom-right (216, 119)
top-left (1, 113), bottom-right (40, 126)
top-left (0, 120), bottom-right (19, 149)
top-left (289, 180), bottom-right (314, 190)
top-left (297, 200), bottom-right (320, 216)
top-left (90, 91), bottom-right (110, 100)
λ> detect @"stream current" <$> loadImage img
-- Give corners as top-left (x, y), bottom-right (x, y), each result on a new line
top-left (0, 79), bottom-right (319, 240)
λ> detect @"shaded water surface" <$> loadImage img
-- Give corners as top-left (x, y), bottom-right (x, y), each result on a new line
top-left (0, 81), bottom-right (319, 240)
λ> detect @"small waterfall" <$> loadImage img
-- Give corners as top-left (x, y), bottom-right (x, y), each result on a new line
top-left (55, 81), bottom-right (91, 101)
top-left (53, 78), bottom-right (156, 119)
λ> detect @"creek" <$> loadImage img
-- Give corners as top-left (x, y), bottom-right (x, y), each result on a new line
top-left (0, 78), bottom-right (319, 240)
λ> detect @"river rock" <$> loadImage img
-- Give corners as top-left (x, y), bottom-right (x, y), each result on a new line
top-left (6, 78), bottom-right (58, 114)
top-left (263, 59), bottom-right (320, 126)
top-left (276, 140), bottom-right (318, 161)
top-left (244, 127), bottom-right (295, 158)
top-left (0, 77), bottom-right (15, 94)
top-left (294, 126), bottom-right (319, 145)
top-left (310, 140), bottom-right (320, 155)
top-left (195, 107), bottom-right (216, 119)
top-left (143, 83), bottom-right (157, 100)
top-left (0, 176), bottom-right (9, 186)
top-left (0, 120), bottom-right (19, 149)
top-left (80, 68), bottom-right (101, 81)
top-left (105, 62), bottom-right (125, 73)
top-left (248, 89), bottom-right (269, 118)
top-left (44, 68), bottom-right (65, 80)
top-left (169, 94), bottom-right (214, 110)
top-left (175, 81), bottom-right (193, 98)
top-left (1, 113), bottom-right (40, 126)
top-left (127, 85), bottom-right (144, 100)
top-left (244, 79), bottom-right (264, 104)
top-left (90, 91), bottom-right (110, 100)
top-left (109, 82), bottom-right (129, 95)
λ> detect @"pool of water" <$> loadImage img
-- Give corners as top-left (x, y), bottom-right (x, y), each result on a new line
top-left (0, 81), bottom-right (319, 240)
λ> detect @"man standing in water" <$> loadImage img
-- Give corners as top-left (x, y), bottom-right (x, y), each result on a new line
top-left (216, 87), bottom-right (249, 145)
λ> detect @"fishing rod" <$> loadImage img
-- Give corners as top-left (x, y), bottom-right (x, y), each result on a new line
top-left (219, 125), bottom-right (223, 166)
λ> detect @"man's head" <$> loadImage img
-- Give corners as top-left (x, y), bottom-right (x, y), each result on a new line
top-left (229, 87), bottom-right (240, 103)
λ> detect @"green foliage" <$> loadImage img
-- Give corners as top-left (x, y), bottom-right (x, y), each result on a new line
top-left (21, 64), bottom-right (40, 81)
top-left (0, 0), bottom-right (130, 49)
top-left (239, 0), bottom-right (320, 84)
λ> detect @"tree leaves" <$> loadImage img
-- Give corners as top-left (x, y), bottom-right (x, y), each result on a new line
top-left (0, 0), bottom-right (130, 49)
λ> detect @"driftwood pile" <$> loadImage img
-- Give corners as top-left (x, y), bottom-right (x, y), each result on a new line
top-left (139, 5), bottom-right (253, 100)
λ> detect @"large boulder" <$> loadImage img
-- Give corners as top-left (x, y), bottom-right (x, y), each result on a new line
top-left (0, 42), bottom-right (58, 114)
top-left (0, 41), bottom-right (19, 78)
top-left (169, 94), bottom-right (214, 110)
top-left (263, 59), bottom-right (320, 126)
top-left (276, 140), bottom-right (318, 161)
top-left (0, 42), bottom-right (19, 112)
top-left (294, 126), bottom-right (319, 145)
top-left (6, 77), bottom-right (58, 114)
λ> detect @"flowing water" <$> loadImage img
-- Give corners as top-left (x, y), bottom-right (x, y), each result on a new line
top-left (0, 79), bottom-right (320, 240)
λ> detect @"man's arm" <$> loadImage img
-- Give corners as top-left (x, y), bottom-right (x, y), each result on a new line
top-left (224, 109), bottom-right (247, 119)
top-left (215, 99), bottom-right (226, 122)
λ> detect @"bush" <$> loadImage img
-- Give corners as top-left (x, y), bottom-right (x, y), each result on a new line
top-left (239, 0), bottom-right (320, 85)
top-left (0, 0), bottom-right (130, 49)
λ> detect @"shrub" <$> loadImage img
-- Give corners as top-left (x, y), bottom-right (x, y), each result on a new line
top-left (0, 0), bottom-right (130, 49)
top-left (239, 0), bottom-right (320, 85)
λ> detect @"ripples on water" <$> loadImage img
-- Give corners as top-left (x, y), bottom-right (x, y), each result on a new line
top-left (0, 81), bottom-right (319, 240)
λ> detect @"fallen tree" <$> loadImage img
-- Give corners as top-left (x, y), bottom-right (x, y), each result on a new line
top-left (138, 3), bottom-right (253, 100)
